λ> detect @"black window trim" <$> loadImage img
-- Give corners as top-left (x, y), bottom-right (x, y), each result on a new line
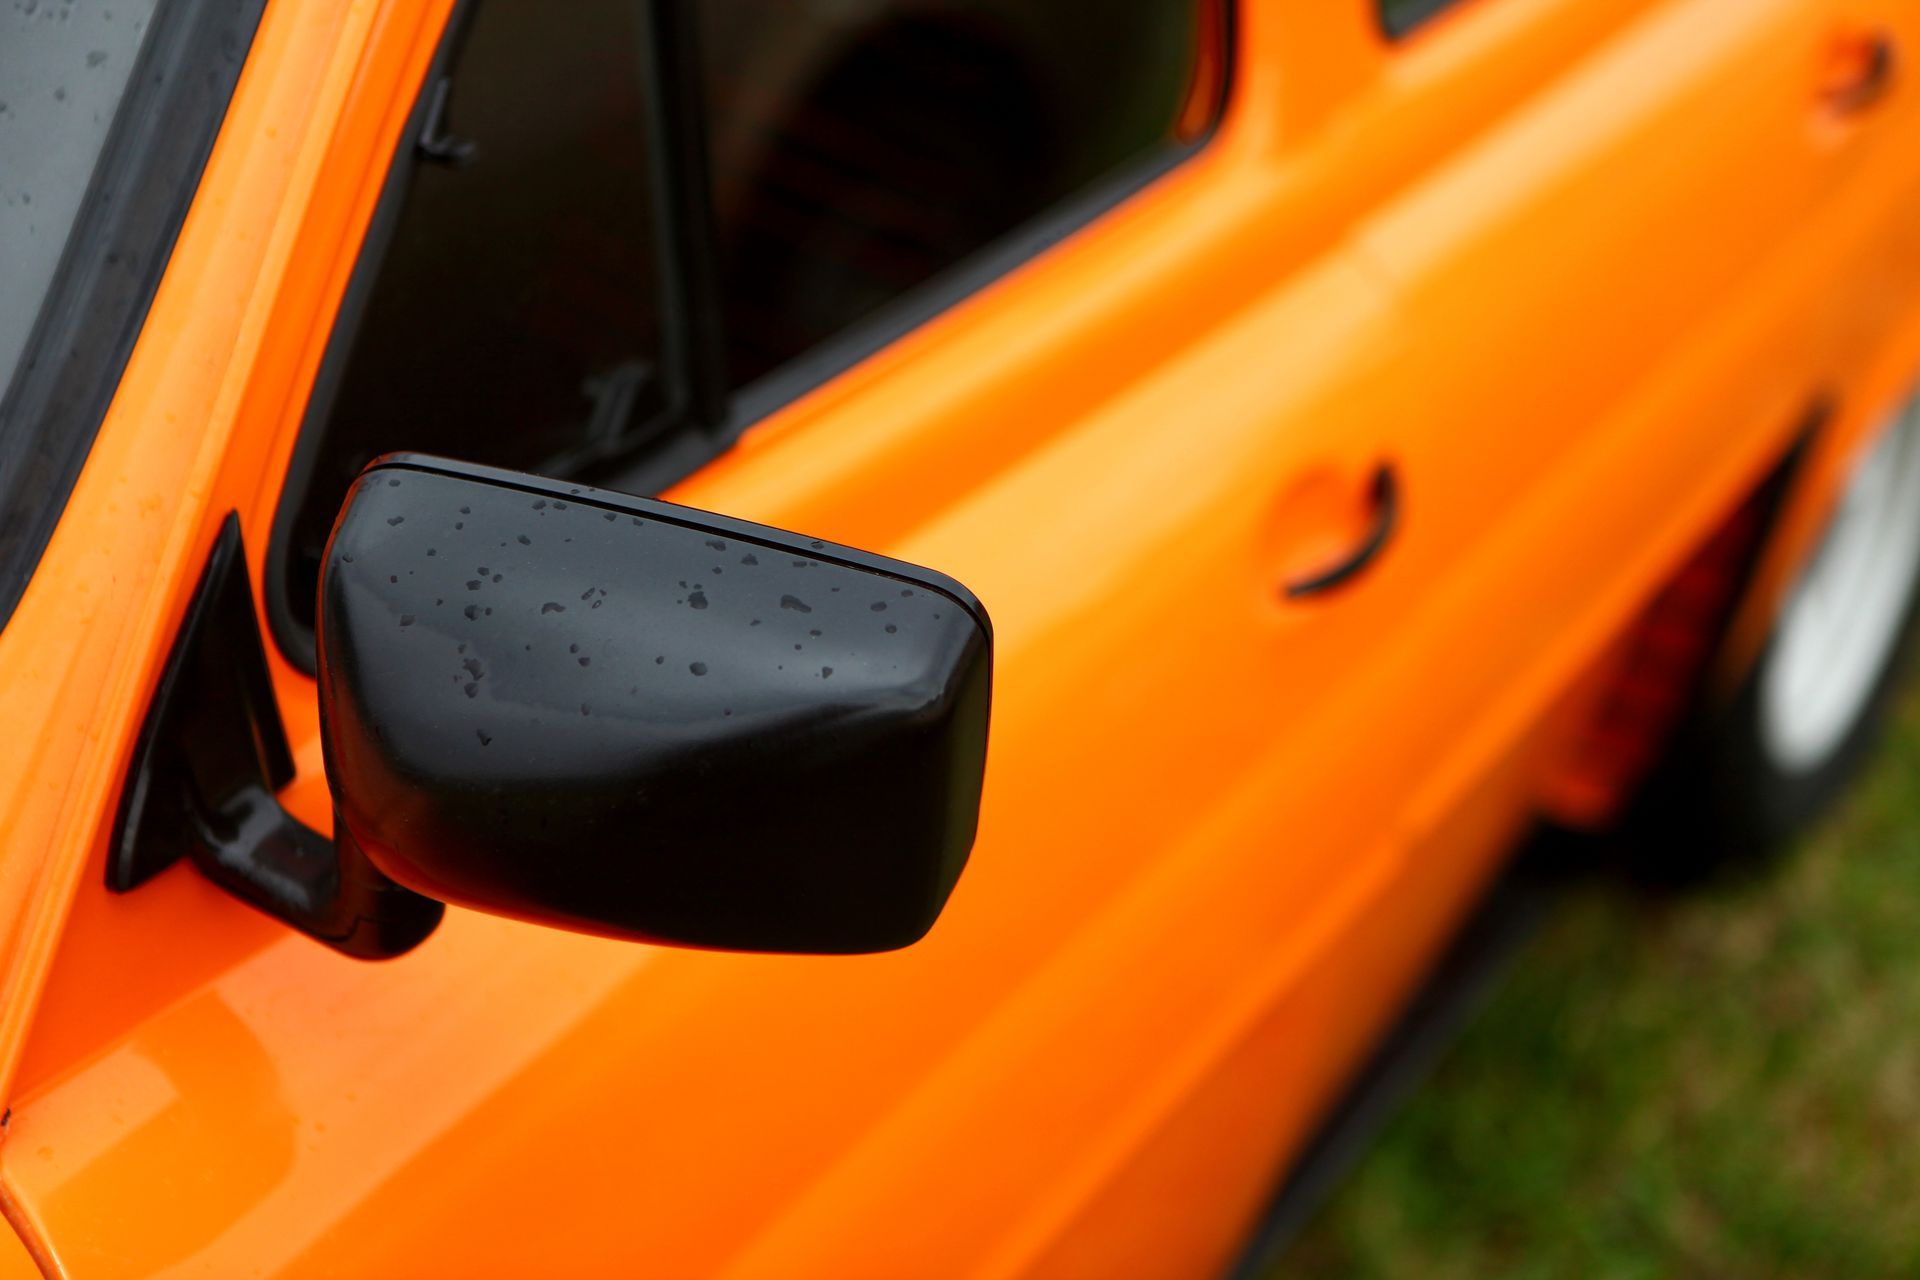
top-left (266, 0), bottom-right (1234, 674)
top-left (0, 0), bottom-right (270, 636)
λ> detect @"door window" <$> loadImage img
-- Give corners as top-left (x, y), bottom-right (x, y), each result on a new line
top-left (271, 0), bottom-right (1229, 655)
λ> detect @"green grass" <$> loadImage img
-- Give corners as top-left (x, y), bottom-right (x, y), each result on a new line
top-left (1275, 677), bottom-right (1920, 1280)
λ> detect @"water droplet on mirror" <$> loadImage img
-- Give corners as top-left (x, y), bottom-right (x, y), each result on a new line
top-left (542, 602), bottom-right (565, 614)
top-left (688, 591), bottom-right (707, 610)
top-left (690, 662), bottom-right (708, 676)
top-left (780, 594), bottom-right (811, 613)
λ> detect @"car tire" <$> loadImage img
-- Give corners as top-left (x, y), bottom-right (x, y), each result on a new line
top-left (1635, 389), bottom-right (1920, 879)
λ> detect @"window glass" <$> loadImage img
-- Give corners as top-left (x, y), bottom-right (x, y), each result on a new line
top-left (280, 0), bottom-right (669, 620)
top-left (275, 0), bottom-right (1226, 649)
top-left (700, 0), bottom-right (1223, 387)
top-left (1379, 0), bottom-right (1464, 38)
top-left (0, 1), bottom-right (160, 398)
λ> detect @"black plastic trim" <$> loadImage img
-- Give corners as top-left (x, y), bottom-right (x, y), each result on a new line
top-left (320, 455), bottom-right (992, 954)
top-left (109, 514), bottom-right (442, 960)
top-left (642, 0), bottom-right (730, 430)
top-left (0, 0), bottom-right (268, 635)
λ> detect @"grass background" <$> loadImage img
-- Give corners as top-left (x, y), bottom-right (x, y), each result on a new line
top-left (1273, 674), bottom-right (1920, 1279)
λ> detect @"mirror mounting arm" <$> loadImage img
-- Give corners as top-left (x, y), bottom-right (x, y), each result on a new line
top-left (108, 513), bottom-right (442, 959)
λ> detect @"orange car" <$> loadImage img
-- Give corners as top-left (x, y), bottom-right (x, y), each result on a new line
top-left (1, 0), bottom-right (1918, 1274)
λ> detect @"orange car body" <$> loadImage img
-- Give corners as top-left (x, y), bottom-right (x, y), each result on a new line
top-left (2, 0), bottom-right (1919, 1275)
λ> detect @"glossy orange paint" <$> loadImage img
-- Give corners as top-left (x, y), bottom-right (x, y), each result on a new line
top-left (1, 0), bottom-right (1919, 1275)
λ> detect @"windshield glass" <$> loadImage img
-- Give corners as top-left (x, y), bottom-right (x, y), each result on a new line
top-left (0, 1), bottom-right (161, 396)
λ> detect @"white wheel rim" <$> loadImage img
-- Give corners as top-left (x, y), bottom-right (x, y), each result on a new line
top-left (1757, 395), bottom-right (1920, 775)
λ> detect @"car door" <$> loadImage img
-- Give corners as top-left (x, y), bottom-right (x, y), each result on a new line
top-left (0, 1), bottom-right (1896, 1279)
top-left (962, 0), bottom-right (1898, 1270)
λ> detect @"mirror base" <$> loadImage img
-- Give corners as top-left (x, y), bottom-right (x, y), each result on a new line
top-left (109, 513), bottom-right (441, 959)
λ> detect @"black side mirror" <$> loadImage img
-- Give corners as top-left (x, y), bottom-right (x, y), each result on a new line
top-left (317, 455), bottom-right (992, 954)
top-left (109, 455), bottom-right (991, 959)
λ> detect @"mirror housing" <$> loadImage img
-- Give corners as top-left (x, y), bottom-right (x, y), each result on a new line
top-left (316, 455), bottom-right (991, 954)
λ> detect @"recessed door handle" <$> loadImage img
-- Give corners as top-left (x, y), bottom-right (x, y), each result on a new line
top-left (1283, 463), bottom-right (1400, 599)
top-left (1825, 29), bottom-right (1898, 116)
